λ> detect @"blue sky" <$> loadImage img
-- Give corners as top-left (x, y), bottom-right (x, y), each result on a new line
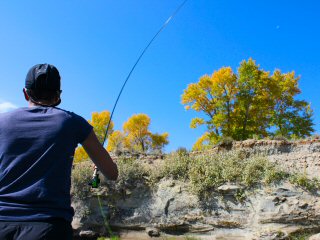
top-left (0, 1), bottom-right (319, 151)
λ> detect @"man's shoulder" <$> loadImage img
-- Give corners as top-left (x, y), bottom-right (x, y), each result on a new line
top-left (0, 107), bottom-right (26, 119)
top-left (0, 107), bottom-right (88, 127)
top-left (53, 107), bottom-right (83, 120)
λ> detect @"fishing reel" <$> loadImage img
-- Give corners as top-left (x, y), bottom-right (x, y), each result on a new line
top-left (89, 167), bottom-right (101, 188)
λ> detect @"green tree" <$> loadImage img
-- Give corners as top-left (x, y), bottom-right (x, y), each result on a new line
top-left (235, 58), bottom-right (274, 140)
top-left (271, 70), bottom-right (314, 138)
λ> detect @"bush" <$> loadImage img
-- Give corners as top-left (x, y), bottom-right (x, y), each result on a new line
top-left (161, 152), bottom-right (192, 180)
top-left (242, 156), bottom-right (268, 186)
top-left (289, 174), bottom-right (320, 192)
top-left (175, 147), bottom-right (189, 156)
top-left (117, 157), bottom-right (148, 184)
top-left (71, 161), bottom-right (93, 200)
top-left (310, 134), bottom-right (320, 140)
top-left (71, 151), bottom-right (319, 200)
top-left (264, 166), bottom-right (289, 184)
top-left (161, 151), bottom-right (289, 196)
top-left (217, 136), bottom-right (234, 148)
top-left (272, 135), bottom-right (289, 142)
top-left (188, 154), bottom-right (224, 194)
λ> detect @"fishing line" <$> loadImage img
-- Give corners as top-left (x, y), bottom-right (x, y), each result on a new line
top-left (102, 0), bottom-right (188, 145)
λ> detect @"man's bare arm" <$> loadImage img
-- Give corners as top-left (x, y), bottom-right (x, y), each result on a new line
top-left (82, 130), bottom-right (118, 180)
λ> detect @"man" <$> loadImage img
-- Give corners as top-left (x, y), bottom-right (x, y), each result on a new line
top-left (0, 64), bottom-right (118, 239)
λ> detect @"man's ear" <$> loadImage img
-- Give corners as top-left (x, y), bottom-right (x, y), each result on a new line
top-left (23, 88), bottom-right (30, 101)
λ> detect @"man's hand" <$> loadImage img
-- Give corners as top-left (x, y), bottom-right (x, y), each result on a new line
top-left (82, 130), bottom-right (118, 180)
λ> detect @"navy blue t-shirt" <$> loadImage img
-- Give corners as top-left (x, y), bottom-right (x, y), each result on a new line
top-left (0, 106), bottom-right (93, 222)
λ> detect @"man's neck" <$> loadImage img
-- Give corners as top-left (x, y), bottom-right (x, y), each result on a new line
top-left (28, 101), bottom-right (53, 107)
top-left (28, 101), bottom-right (37, 107)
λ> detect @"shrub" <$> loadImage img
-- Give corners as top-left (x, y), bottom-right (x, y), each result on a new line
top-left (264, 166), bottom-right (289, 184)
top-left (161, 152), bottom-right (192, 180)
top-left (242, 156), bottom-right (268, 186)
top-left (71, 161), bottom-right (93, 200)
top-left (162, 151), bottom-right (290, 196)
top-left (217, 136), bottom-right (234, 148)
top-left (188, 154), bottom-right (224, 195)
top-left (289, 174), bottom-right (320, 192)
top-left (176, 147), bottom-right (189, 156)
top-left (251, 134), bottom-right (261, 140)
top-left (71, 151), bottom-right (319, 201)
top-left (272, 135), bottom-right (289, 142)
top-left (311, 134), bottom-right (320, 140)
top-left (117, 157), bottom-right (148, 185)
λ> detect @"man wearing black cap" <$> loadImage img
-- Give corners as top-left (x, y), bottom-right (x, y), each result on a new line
top-left (0, 64), bottom-right (118, 239)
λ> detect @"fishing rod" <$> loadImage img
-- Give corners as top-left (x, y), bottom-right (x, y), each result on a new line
top-left (102, 0), bottom-right (188, 145)
top-left (90, 0), bottom-right (188, 188)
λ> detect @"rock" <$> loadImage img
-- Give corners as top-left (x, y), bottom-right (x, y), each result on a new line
top-left (299, 202), bottom-right (309, 209)
top-left (273, 188), bottom-right (299, 197)
top-left (258, 230), bottom-right (288, 240)
top-left (188, 223), bottom-right (214, 233)
top-left (217, 184), bottom-right (242, 194)
top-left (79, 230), bottom-right (99, 238)
top-left (310, 233), bottom-right (320, 240)
top-left (145, 227), bottom-right (160, 237)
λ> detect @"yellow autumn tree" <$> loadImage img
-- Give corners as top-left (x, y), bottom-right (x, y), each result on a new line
top-left (182, 66), bottom-right (237, 143)
top-left (182, 58), bottom-right (314, 146)
top-left (123, 113), bottom-right (151, 152)
top-left (89, 111), bottom-right (114, 144)
top-left (107, 130), bottom-right (125, 152)
top-left (150, 132), bottom-right (169, 153)
top-left (192, 132), bottom-right (210, 151)
top-left (121, 113), bottom-right (169, 153)
top-left (74, 146), bottom-right (89, 163)
top-left (74, 110), bottom-right (114, 163)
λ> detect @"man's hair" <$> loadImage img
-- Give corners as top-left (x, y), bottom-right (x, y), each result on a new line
top-left (26, 88), bottom-right (61, 105)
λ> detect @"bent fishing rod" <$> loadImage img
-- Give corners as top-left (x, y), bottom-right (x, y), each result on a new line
top-left (90, 0), bottom-right (188, 188)
top-left (102, 0), bottom-right (188, 145)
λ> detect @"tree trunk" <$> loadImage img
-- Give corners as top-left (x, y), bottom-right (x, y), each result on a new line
top-left (242, 103), bottom-right (250, 140)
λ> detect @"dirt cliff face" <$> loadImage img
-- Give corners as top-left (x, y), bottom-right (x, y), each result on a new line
top-left (206, 139), bottom-right (320, 179)
top-left (72, 140), bottom-right (320, 239)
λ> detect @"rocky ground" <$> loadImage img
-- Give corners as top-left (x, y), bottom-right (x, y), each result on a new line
top-left (71, 140), bottom-right (320, 240)
top-left (72, 179), bottom-right (320, 239)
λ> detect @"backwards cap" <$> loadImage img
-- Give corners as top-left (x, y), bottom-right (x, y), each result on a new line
top-left (25, 64), bottom-right (61, 91)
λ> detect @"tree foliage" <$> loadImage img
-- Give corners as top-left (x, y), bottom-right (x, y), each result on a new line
top-left (89, 111), bottom-right (114, 144)
top-left (74, 146), bottom-right (88, 163)
top-left (192, 132), bottom-right (211, 151)
top-left (107, 130), bottom-right (125, 152)
top-left (270, 70), bottom-right (314, 138)
top-left (106, 113), bottom-right (169, 153)
top-left (122, 113), bottom-right (170, 153)
top-left (150, 132), bottom-right (169, 153)
top-left (182, 58), bottom-right (314, 150)
top-left (123, 113), bottom-right (151, 152)
top-left (74, 110), bottom-right (114, 163)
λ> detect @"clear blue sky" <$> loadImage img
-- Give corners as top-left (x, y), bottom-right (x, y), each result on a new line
top-left (0, 1), bottom-right (319, 151)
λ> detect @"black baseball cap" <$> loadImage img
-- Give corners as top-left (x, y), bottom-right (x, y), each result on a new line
top-left (25, 64), bottom-right (61, 91)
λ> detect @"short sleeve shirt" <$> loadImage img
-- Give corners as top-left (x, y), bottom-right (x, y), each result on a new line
top-left (0, 106), bottom-right (93, 222)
